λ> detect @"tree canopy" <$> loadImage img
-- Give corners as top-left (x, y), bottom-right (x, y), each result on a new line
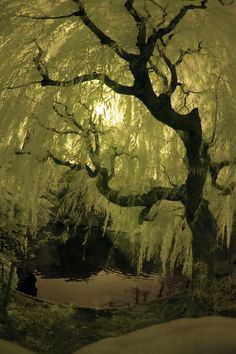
top-left (0, 0), bottom-right (236, 279)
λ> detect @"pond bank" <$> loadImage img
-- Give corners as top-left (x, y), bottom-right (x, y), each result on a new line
top-left (1, 272), bottom-right (236, 354)
top-left (1, 289), bottom-right (189, 354)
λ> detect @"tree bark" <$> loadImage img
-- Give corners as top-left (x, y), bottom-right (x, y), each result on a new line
top-left (183, 124), bottom-right (216, 315)
top-left (187, 200), bottom-right (217, 316)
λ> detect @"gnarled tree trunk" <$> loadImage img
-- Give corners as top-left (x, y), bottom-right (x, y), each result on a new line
top-left (187, 201), bottom-right (217, 315)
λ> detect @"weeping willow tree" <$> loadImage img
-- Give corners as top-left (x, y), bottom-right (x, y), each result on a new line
top-left (0, 0), bottom-right (236, 314)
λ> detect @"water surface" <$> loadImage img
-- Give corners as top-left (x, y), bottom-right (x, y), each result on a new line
top-left (36, 268), bottom-right (186, 308)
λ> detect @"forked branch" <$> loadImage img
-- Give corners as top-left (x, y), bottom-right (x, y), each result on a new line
top-left (146, 0), bottom-right (208, 60)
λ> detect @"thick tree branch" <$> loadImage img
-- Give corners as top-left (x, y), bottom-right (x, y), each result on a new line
top-left (33, 43), bottom-right (134, 95)
top-left (96, 167), bottom-right (186, 207)
top-left (72, 0), bottom-right (134, 61)
top-left (135, 83), bottom-right (202, 135)
top-left (18, 1), bottom-right (136, 62)
top-left (127, 43), bottom-right (202, 137)
top-left (42, 72), bottom-right (134, 95)
top-left (124, 0), bottom-right (147, 53)
top-left (48, 150), bottom-right (186, 208)
top-left (14, 11), bottom-right (81, 20)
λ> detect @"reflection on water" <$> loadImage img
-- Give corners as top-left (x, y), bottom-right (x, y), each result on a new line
top-left (35, 268), bottom-right (187, 308)
top-left (17, 226), bottom-right (188, 307)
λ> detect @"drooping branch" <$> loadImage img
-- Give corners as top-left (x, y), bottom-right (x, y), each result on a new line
top-left (146, 0), bottom-right (208, 60)
top-left (45, 107), bottom-right (186, 209)
top-left (47, 102), bottom-right (184, 213)
top-left (83, 127), bottom-right (101, 171)
top-left (33, 42), bottom-right (134, 95)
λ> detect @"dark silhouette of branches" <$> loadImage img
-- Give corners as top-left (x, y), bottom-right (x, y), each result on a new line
top-left (14, 11), bottom-right (81, 20)
top-left (124, 0), bottom-right (147, 53)
top-left (145, 0), bottom-right (208, 60)
top-left (73, 0), bottom-right (134, 61)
